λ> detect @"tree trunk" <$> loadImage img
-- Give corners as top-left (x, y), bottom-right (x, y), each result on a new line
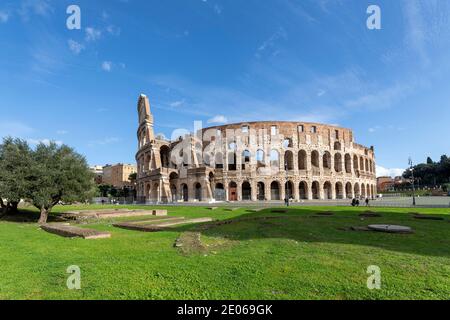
top-left (38, 207), bottom-right (49, 225)
top-left (0, 200), bottom-right (5, 217)
top-left (0, 198), bottom-right (5, 215)
top-left (8, 202), bottom-right (19, 214)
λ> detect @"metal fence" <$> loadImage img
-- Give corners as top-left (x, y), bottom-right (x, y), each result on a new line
top-left (94, 196), bottom-right (450, 208)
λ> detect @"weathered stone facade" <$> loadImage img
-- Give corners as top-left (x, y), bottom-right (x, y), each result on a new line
top-left (135, 94), bottom-right (377, 203)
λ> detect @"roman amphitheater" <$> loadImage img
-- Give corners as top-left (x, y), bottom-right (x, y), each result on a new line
top-left (135, 95), bottom-right (377, 203)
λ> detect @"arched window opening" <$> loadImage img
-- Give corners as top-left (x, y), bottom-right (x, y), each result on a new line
top-left (345, 154), bottom-right (352, 173)
top-left (228, 152), bottom-right (237, 171)
top-left (242, 182), bottom-right (252, 201)
top-left (324, 182), bottom-right (332, 200)
top-left (311, 151), bottom-right (320, 168)
top-left (353, 155), bottom-right (359, 172)
top-left (312, 181), bottom-right (320, 199)
top-left (194, 183), bottom-right (202, 201)
top-left (229, 182), bottom-right (238, 201)
top-left (270, 181), bottom-right (280, 200)
top-left (214, 183), bottom-right (225, 201)
top-left (334, 141), bottom-right (341, 151)
top-left (215, 153), bottom-right (224, 169)
top-left (298, 150), bottom-right (307, 170)
top-left (335, 182), bottom-right (344, 199)
top-left (346, 182), bottom-right (352, 199)
top-left (285, 151), bottom-right (294, 171)
top-left (257, 182), bottom-right (265, 201)
top-left (256, 149), bottom-right (265, 167)
top-left (283, 138), bottom-right (293, 148)
top-left (182, 184), bottom-right (188, 202)
top-left (323, 152), bottom-right (332, 169)
top-left (334, 153), bottom-right (343, 172)
top-left (270, 150), bottom-right (280, 168)
top-left (299, 181), bottom-right (308, 199)
top-left (242, 150), bottom-right (251, 170)
top-left (170, 185), bottom-right (177, 202)
top-left (285, 181), bottom-right (294, 200)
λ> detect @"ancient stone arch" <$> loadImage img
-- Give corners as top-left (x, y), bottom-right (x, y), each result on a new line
top-left (335, 182), bottom-right (344, 199)
top-left (324, 181), bottom-right (333, 199)
top-left (242, 181), bottom-right (252, 201)
top-left (334, 153), bottom-right (343, 172)
top-left (298, 150), bottom-right (307, 170)
top-left (135, 95), bottom-right (377, 204)
top-left (323, 151), bottom-right (332, 169)
top-left (299, 181), bottom-right (308, 200)
top-left (270, 181), bottom-right (281, 200)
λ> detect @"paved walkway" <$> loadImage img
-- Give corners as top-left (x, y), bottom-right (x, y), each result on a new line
top-left (128, 196), bottom-right (450, 208)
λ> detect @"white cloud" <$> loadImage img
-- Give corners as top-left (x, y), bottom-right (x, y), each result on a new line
top-left (0, 121), bottom-right (34, 137)
top-left (67, 39), bottom-right (84, 55)
top-left (376, 165), bottom-right (405, 178)
top-left (101, 11), bottom-right (109, 21)
top-left (213, 4), bottom-right (222, 15)
top-left (156, 133), bottom-right (167, 140)
top-left (27, 138), bottom-right (63, 146)
top-left (368, 125), bottom-right (382, 133)
top-left (19, 0), bottom-right (53, 20)
top-left (106, 25), bottom-right (121, 36)
top-left (344, 82), bottom-right (415, 111)
top-left (0, 11), bottom-right (9, 23)
top-left (169, 100), bottom-right (185, 107)
top-left (88, 137), bottom-right (121, 147)
top-left (256, 27), bottom-right (287, 58)
top-left (207, 115), bottom-right (228, 124)
top-left (290, 113), bottom-right (333, 124)
top-left (101, 61), bottom-right (112, 72)
top-left (85, 27), bottom-right (102, 42)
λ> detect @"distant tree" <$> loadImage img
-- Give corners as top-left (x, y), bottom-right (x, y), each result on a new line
top-left (98, 184), bottom-right (113, 197)
top-left (29, 142), bottom-right (94, 225)
top-left (129, 172), bottom-right (137, 184)
top-left (403, 154), bottom-right (450, 187)
top-left (0, 137), bottom-right (32, 214)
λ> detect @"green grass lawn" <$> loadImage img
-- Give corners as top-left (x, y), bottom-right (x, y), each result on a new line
top-left (0, 205), bottom-right (449, 300)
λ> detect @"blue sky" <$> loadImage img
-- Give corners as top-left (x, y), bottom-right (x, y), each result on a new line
top-left (1, 0), bottom-right (450, 176)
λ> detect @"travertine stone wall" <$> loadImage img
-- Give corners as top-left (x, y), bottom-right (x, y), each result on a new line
top-left (135, 95), bottom-right (377, 203)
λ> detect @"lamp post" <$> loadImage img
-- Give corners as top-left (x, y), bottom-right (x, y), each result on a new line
top-left (409, 158), bottom-right (416, 206)
top-left (285, 159), bottom-right (290, 207)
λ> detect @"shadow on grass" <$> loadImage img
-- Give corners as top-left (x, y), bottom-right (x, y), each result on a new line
top-left (169, 207), bottom-right (450, 258)
top-left (2, 207), bottom-right (449, 258)
top-left (0, 209), bottom-right (66, 223)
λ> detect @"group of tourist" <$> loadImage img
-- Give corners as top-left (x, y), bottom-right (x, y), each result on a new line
top-left (351, 198), bottom-right (370, 207)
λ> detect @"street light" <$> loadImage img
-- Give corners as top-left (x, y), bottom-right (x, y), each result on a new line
top-left (285, 158), bottom-right (290, 207)
top-left (409, 157), bottom-right (416, 206)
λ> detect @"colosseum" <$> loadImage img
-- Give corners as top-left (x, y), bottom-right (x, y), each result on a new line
top-left (135, 94), bottom-right (377, 203)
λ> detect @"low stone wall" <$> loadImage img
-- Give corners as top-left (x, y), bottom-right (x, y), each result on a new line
top-left (41, 224), bottom-right (111, 239)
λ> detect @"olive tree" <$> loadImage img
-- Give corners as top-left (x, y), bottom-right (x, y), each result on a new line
top-left (29, 142), bottom-right (94, 224)
top-left (0, 137), bottom-right (32, 214)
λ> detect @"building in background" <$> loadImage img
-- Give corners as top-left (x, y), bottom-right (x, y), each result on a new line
top-left (377, 176), bottom-right (411, 192)
top-left (102, 163), bottom-right (137, 188)
top-left (90, 165), bottom-right (104, 184)
top-left (377, 176), bottom-right (394, 192)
